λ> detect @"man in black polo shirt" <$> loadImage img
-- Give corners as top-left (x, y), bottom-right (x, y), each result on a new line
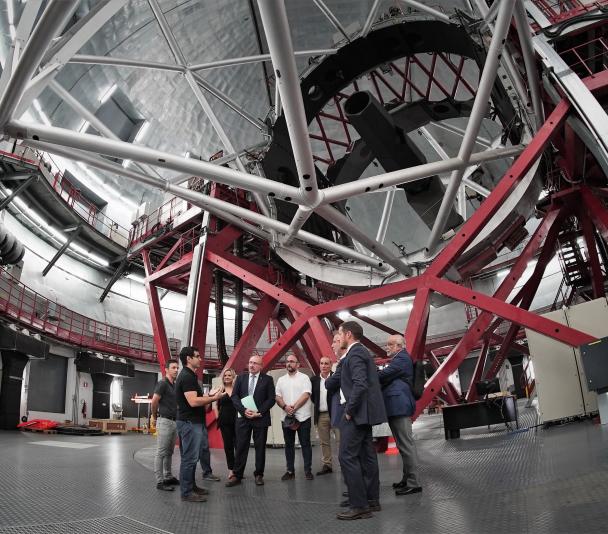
top-left (151, 358), bottom-right (180, 491)
top-left (175, 346), bottom-right (225, 502)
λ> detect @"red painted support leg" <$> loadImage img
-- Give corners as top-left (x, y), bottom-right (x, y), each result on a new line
top-left (225, 295), bottom-right (277, 372)
top-left (405, 282), bottom-right (432, 361)
top-left (465, 339), bottom-right (490, 402)
top-left (142, 250), bottom-right (172, 371)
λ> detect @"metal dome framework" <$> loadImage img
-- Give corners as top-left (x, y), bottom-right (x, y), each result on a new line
top-left (1, 0), bottom-right (608, 412)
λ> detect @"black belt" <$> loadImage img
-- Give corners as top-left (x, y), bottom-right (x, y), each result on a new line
top-left (159, 415), bottom-right (176, 421)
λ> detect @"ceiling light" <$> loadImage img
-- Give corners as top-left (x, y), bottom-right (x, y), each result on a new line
top-left (122, 159), bottom-right (131, 168)
top-left (100, 84), bottom-right (117, 104)
top-left (134, 121), bottom-right (149, 143)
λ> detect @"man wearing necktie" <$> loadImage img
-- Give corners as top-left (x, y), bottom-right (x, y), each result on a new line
top-left (329, 321), bottom-right (387, 520)
top-left (227, 354), bottom-right (275, 487)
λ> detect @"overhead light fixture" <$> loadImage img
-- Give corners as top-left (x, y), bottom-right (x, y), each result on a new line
top-left (100, 84), bottom-right (117, 104)
top-left (134, 120), bottom-right (149, 143)
top-left (122, 159), bottom-right (131, 168)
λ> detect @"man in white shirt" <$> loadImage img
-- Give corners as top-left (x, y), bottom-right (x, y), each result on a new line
top-left (275, 355), bottom-right (314, 481)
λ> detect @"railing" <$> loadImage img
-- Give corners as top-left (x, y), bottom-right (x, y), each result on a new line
top-left (0, 144), bottom-right (130, 248)
top-left (0, 267), bottom-right (180, 362)
top-left (531, 0), bottom-right (608, 24)
top-left (559, 35), bottom-right (608, 78)
top-left (129, 195), bottom-right (191, 247)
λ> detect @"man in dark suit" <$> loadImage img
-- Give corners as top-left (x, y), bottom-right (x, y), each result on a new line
top-left (311, 356), bottom-right (339, 475)
top-left (378, 334), bottom-right (421, 495)
top-left (227, 354), bottom-right (275, 487)
top-left (331, 321), bottom-right (387, 520)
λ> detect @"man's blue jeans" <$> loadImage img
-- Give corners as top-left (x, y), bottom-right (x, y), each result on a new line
top-left (198, 422), bottom-right (213, 477)
top-left (176, 420), bottom-right (203, 497)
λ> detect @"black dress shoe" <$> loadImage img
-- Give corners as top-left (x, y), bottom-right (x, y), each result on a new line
top-left (341, 499), bottom-right (380, 511)
top-left (156, 482), bottom-right (174, 491)
top-left (395, 486), bottom-right (422, 496)
top-left (392, 480), bottom-right (406, 489)
top-left (164, 476), bottom-right (180, 486)
top-left (337, 508), bottom-right (372, 520)
top-left (316, 465), bottom-right (333, 476)
top-left (225, 478), bottom-right (242, 487)
top-left (255, 475), bottom-right (264, 486)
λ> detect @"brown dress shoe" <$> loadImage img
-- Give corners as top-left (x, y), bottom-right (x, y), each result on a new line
top-left (255, 475), bottom-right (264, 486)
top-left (316, 465), bottom-right (333, 476)
top-left (225, 478), bottom-right (242, 487)
top-left (336, 508), bottom-right (372, 520)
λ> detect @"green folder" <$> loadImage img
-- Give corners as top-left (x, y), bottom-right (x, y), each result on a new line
top-left (241, 395), bottom-right (258, 412)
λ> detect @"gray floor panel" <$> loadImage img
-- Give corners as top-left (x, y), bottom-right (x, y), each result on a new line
top-left (1, 403), bottom-right (607, 533)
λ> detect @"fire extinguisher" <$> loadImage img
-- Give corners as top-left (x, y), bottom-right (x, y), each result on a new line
top-left (81, 400), bottom-right (87, 419)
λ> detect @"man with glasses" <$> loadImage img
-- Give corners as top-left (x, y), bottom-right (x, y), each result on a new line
top-left (378, 334), bottom-right (421, 496)
top-left (175, 346), bottom-right (225, 502)
top-left (276, 355), bottom-right (314, 481)
top-left (227, 354), bottom-right (276, 487)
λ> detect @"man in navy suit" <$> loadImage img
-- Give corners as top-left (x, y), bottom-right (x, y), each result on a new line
top-left (227, 354), bottom-right (275, 487)
top-left (330, 321), bottom-right (387, 520)
top-left (378, 334), bottom-right (421, 496)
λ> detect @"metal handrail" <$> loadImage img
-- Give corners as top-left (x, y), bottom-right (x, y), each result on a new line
top-left (530, 0), bottom-right (608, 23)
top-left (128, 195), bottom-right (192, 247)
top-left (0, 145), bottom-right (130, 248)
top-left (0, 267), bottom-right (180, 362)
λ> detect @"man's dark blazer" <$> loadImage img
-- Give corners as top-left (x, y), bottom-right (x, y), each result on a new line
top-left (311, 372), bottom-right (335, 425)
top-left (231, 372), bottom-right (275, 427)
top-left (328, 343), bottom-right (387, 426)
top-left (378, 349), bottom-right (416, 418)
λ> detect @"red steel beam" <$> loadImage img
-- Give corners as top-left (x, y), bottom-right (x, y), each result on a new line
top-left (578, 202), bottom-right (606, 298)
top-left (145, 251), bottom-right (194, 284)
top-left (142, 249), bottom-right (172, 372)
top-left (465, 338), bottom-right (490, 402)
top-left (205, 249), bottom-right (309, 314)
top-left (429, 278), bottom-right (596, 346)
top-left (405, 283), bottom-right (432, 361)
top-left (350, 310), bottom-right (401, 336)
top-left (427, 100), bottom-right (571, 279)
top-left (224, 294), bottom-right (277, 372)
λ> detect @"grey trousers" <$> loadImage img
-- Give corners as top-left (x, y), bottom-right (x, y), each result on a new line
top-left (388, 415), bottom-right (420, 487)
top-left (154, 417), bottom-right (177, 483)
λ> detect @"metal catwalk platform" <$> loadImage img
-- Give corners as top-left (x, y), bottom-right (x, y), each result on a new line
top-left (0, 405), bottom-right (607, 533)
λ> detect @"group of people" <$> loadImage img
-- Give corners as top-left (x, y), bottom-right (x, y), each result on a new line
top-left (151, 320), bottom-right (421, 520)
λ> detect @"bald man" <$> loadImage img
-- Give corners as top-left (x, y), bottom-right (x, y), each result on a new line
top-left (378, 334), bottom-right (421, 495)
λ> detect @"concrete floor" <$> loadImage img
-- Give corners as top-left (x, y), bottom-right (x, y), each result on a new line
top-left (1, 404), bottom-right (607, 533)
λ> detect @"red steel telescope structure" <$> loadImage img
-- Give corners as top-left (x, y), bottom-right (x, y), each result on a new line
top-left (3, 0), bottom-right (608, 417)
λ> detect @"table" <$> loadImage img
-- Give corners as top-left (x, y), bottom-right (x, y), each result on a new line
top-left (442, 395), bottom-right (519, 439)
